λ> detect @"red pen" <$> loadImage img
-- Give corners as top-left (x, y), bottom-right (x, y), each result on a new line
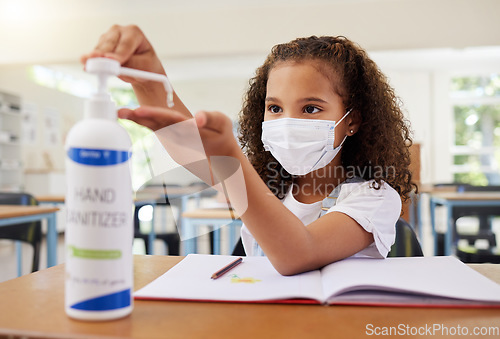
top-left (211, 257), bottom-right (243, 279)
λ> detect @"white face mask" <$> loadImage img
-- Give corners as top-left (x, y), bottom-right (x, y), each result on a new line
top-left (261, 110), bottom-right (351, 176)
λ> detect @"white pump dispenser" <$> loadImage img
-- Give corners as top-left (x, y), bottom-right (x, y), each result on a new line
top-left (85, 57), bottom-right (175, 110)
top-left (64, 58), bottom-right (174, 321)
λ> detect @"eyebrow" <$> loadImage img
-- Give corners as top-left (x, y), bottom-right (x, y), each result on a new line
top-left (264, 97), bottom-right (328, 104)
top-left (299, 97), bottom-right (328, 104)
top-left (265, 97), bottom-right (280, 103)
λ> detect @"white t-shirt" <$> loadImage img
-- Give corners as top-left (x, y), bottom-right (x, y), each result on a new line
top-left (240, 179), bottom-right (401, 258)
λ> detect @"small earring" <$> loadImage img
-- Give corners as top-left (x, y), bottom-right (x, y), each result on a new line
top-left (350, 129), bottom-right (354, 134)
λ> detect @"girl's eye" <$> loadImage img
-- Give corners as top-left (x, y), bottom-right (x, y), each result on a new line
top-left (304, 106), bottom-right (320, 114)
top-left (268, 105), bottom-right (282, 114)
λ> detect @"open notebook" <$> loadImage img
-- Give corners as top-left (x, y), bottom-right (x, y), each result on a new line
top-left (134, 254), bottom-right (500, 307)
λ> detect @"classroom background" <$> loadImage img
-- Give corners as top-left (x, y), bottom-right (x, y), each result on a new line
top-left (0, 0), bottom-right (499, 281)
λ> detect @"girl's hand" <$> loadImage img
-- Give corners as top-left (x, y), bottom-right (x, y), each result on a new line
top-left (195, 110), bottom-right (241, 158)
top-left (118, 106), bottom-right (187, 131)
top-left (119, 107), bottom-right (240, 158)
top-left (81, 24), bottom-right (165, 84)
top-left (120, 106), bottom-right (242, 188)
top-left (83, 25), bottom-right (191, 115)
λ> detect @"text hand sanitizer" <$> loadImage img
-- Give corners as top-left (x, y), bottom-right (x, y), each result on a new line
top-left (65, 58), bottom-right (174, 321)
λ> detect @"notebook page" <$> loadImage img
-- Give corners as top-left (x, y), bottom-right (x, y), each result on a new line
top-left (135, 254), bottom-right (324, 303)
top-left (319, 256), bottom-right (500, 305)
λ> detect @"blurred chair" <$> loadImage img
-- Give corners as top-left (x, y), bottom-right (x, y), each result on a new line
top-left (134, 182), bottom-right (185, 255)
top-left (436, 184), bottom-right (500, 263)
top-left (456, 235), bottom-right (500, 263)
top-left (388, 217), bottom-right (423, 257)
top-left (134, 183), bottom-right (181, 255)
top-left (134, 181), bottom-right (218, 255)
top-left (0, 192), bottom-right (42, 272)
top-left (134, 201), bottom-right (181, 255)
top-left (231, 237), bottom-right (245, 256)
top-left (452, 185), bottom-right (500, 263)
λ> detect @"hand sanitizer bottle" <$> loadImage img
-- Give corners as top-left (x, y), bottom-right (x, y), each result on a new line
top-left (65, 58), bottom-right (174, 320)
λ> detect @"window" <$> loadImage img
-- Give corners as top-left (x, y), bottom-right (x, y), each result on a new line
top-left (451, 74), bottom-right (500, 185)
top-left (110, 88), bottom-right (154, 191)
top-left (30, 65), bottom-right (93, 98)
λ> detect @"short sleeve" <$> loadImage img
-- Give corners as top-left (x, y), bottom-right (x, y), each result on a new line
top-left (327, 181), bottom-right (401, 258)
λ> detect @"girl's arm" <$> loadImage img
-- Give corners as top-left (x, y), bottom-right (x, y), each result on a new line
top-left (195, 111), bottom-right (374, 276)
top-left (81, 24), bottom-right (191, 119)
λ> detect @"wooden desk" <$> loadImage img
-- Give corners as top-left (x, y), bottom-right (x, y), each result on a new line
top-left (0, 255), bottom-right (499, 339)
top-left (36, 195), bottom-right (65, 204)
top-left (0, 205), bottom-right (59, 276)
top-left (182, 208), bottom-right (242, 255)
top-left (429, 192), bottom-right (500, 256)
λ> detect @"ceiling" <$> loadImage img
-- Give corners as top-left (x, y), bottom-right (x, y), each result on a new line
top-left (0, 0), bottom-right (499, 66)
top-left (0, 0), bottom-right (498, 93)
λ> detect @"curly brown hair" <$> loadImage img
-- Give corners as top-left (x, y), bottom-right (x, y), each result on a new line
top-left (238, 36), bottom-right (416, 201)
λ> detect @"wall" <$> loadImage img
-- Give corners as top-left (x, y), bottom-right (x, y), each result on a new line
top-left (0, 65), bottom-right (84, 171)
top-left (1, 0), bottom-right (499, 64)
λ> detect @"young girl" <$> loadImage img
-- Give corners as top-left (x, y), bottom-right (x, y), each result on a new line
top-left (82, 25), bottom-right (415, 275)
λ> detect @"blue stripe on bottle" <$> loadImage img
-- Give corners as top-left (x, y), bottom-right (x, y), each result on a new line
top-left (70, 289), bottom-right (131, 311)
top-left (67, 148), bottom-right (131, 166)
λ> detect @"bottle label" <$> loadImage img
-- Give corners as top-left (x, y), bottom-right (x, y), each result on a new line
top-left (65, 146), bottom-right (133, 314)
top-left (67, 147), bottom-right (131, 166)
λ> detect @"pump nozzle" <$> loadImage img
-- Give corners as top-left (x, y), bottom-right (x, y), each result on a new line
top-left (85, 58), bottom-right (175, 108)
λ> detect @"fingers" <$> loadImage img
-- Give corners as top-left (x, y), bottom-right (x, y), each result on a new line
top-left (81, 25), bottom-right (121, 66)
top-left (95, 25), bottom-right (122, 55)
top-left (104, 26), bottom-right (148, 65)
top-left (119, 108), bottom-right (229, 134)
top-left (195, 111), bottom-right (231, 134)
top-left (81, 25), bottom-right (150, 67)
top-left (80, 51), bottom-right (103, 68)
top-left (118, 106), bottom-right (189, 131)
top-left (194, 111), bottom-right (240, 159)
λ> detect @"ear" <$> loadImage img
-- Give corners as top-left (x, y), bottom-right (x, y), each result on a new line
top-left (346, 110), bottom-right (362, 136)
